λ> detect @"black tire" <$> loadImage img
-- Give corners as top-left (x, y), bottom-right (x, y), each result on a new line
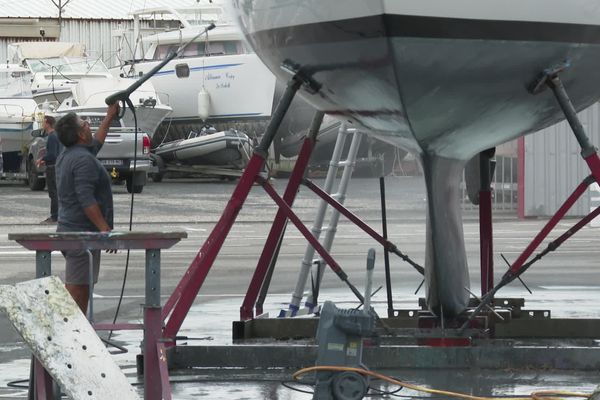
top-left (151, 171), bottom-right (164, 183)
top-left (126, 176), bottom-right (144, 194)
top-left (28, 159), bottom-right (46, 191)
top-left (150, 154), bottom-right (165, 183)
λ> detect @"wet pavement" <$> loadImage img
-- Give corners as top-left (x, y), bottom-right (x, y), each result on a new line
top-left (0, 176), bottom-right (599, 398)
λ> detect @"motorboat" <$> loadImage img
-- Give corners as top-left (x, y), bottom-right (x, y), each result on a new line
top-left (110, 2), bottom-right (276, 124)
top-left (154, 126), bottom-right (252, 167)
top-left (234, 0), bottom-right (600, 315)
top-left (8, 42), bottom-right (172, 137)
top-left (0, 64), bottom-right (39, 172)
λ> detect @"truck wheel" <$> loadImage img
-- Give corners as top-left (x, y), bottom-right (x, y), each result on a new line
top-left (126, 176), bottom-right (144, 194)
top-left (27, 159), bottom-right (46, 191)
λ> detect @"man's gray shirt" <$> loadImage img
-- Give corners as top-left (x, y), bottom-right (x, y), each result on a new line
top-left (56, 139), bottom-right (113, 232)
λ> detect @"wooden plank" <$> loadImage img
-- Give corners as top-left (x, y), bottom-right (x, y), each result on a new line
top-left (0, 276), bottom-right (140, 400)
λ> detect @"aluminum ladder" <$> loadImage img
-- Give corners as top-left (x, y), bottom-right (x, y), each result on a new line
top-left (281, 123), bottom-right (364, 316)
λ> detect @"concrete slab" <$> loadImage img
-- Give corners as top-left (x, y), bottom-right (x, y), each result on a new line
top-left (0, 276), bottom-right (139, 400)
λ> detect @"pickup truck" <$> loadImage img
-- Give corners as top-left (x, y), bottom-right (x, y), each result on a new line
top-left (3, 113), bottom-right (152, 193)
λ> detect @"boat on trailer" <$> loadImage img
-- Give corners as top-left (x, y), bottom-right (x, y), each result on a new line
top-left (153, 127), bottom-right (252, 168)
top-left (235, 0), bottom-right (600, 315)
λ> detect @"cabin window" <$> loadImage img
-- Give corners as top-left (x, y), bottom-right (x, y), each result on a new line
top-left (175, 63), bottom-right (190, 78)
top-left (154, 40), bottom-right (246, 60)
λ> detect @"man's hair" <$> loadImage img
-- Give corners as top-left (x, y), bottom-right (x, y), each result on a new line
top-left (44, 115), bottom-right (56, 128)
top-left (55, 112), bottom-right (80, 147)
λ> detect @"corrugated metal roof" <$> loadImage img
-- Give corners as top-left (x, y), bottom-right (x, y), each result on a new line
top-left (0, 0), bottom-right (222, 20)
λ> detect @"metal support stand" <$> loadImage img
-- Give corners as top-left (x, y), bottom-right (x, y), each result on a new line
top-left (10, 231), bottom-right (186, 400)
top-left (162, 68), bottom-right (321, 337)
top-left (243, 110), bottom-right (325, 320)
top-left (462, 63), bottom-right (600, 329)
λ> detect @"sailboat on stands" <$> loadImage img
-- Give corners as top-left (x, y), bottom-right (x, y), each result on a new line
top-left (234, 0), bottom-right (600, 315)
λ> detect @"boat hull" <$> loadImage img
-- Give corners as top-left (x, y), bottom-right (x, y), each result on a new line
top-left (111, 54), bottom-right (276, 123)
top-left (0, 98), bottom-right (37, 171)
top-left (155, 130), bottom-right (252, 167)
top-left (61, 105), bottom-right (172, 138)
top-left (236, 0), bottom-right (600, 315)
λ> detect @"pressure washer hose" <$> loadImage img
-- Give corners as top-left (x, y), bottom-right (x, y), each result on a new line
top-left (293, 366), bottom-right (591, 400)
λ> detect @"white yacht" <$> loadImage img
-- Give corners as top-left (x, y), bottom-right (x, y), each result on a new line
top-left (110, 3), bottom-right (276, 124)
top-left (0, 64), bottom-right (39, 172)
top-left (9, 42), bottom-right (172, 137)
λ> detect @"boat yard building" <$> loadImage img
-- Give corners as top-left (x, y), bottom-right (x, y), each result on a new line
top-left (0, 0), bottom-right (203, 68)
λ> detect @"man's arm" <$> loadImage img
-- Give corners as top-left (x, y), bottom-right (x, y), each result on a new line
top-left (93, 103), bottom-right (120, 145)
top-left (83, 203), bottom-right (111, 232)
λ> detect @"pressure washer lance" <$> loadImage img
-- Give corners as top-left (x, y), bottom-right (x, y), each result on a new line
top-left (312, 249), bottom-right (377, 400)
top-left (104, 22), bottom-right (216, 110)
top-left (363, 249), bottom-right (375, 316)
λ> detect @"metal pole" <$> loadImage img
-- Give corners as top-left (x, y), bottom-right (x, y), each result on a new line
top-left (364, 249), bottom-right (375, 314)
top-left (144, 249), bottom-right (163, 400)
top-left (547, 75), bottom-right (600, 183)
top-left (548, 77), bottom-right (594, 154)
top-left (87, 250), bottom-right (94, 322)
top-left (379, 177), bottom-right (394, 317)
top-left (31, 251), bottom-right (53, 400)
top-left (478, 151), bottom-right (494, 296)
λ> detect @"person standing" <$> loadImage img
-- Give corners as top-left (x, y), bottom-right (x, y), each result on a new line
top-left (37, 115), bottom-right (63, 224)
top-left (55, 104), bottom-right (119, 313)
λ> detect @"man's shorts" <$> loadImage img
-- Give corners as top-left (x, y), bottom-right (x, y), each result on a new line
top-left (64, 249), bottom-right (100, 285)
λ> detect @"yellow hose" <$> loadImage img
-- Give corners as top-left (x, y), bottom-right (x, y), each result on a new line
top-left (292, 366), bottom-right (591, 400)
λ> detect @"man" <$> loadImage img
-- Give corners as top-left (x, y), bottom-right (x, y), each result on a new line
top-left (37, 115), bottom-right (63, 224)
top-left (55, 104), bottom-right (119, 313)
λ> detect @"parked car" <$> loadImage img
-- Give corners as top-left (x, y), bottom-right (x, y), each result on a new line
top-left (25, 114), bottom-right (152, 193)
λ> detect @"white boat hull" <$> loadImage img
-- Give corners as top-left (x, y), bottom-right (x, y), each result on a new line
top-left (236, 0), bottom-right (600, 315)
top-left (0, 97), bottom-right (37, 171)
top-left (56, 77), bottom-right (172, 137)
top-left (155, 130), bottom-right (251, 167)
top-left (63, 104), bottom-right (172, 138)
top-left (111, 54), bottom-right (276, 122)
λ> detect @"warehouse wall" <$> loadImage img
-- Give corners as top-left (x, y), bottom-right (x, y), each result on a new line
top-left (524, 103), bottom-right (600, 217)
top-left (0, 19), bottom-right (160, 69)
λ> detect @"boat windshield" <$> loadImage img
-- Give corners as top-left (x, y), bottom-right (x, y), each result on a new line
top-left (0, 71), bottom-right (32, 97)
top-left (155, 40), bottom-right (247, 60)
top-left (25, 57), bottom-right (110, 75)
